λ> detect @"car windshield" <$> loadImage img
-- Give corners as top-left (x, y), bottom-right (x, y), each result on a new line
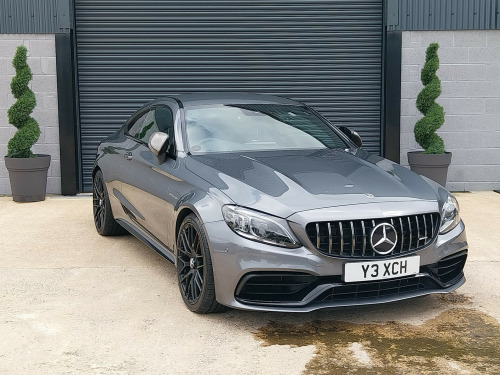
top-left (184, 104), bottom-right (348, 153)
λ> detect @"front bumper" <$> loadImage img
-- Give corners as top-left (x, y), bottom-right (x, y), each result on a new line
top-left (205, 219), bottom-right (468, 312)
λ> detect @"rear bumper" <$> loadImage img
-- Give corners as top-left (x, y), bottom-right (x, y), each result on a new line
top-left (206, 220), bottom-right (468, 312)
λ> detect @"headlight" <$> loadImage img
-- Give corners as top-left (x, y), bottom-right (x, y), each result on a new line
top-left (440, 195), bottom-right (461, 234)
top-left (222, 205), bottom-right (300, 248)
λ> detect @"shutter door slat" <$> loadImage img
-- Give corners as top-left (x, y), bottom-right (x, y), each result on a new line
top-left (75, 0), bottom-right (382, 192)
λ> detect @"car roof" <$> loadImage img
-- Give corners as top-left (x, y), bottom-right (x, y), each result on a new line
top-left (150, 92), bottom-right (303, 107)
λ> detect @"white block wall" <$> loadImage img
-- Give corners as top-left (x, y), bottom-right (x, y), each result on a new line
top-left (0, 34), bottom-right (60, 195)
top-left (400, 30), bottom-right (500, 191)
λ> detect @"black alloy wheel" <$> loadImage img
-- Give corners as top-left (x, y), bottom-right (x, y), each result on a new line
top-left (176, 214), bottom-right (226, 314)
top-left (93, 170), bottom-right (126, 236)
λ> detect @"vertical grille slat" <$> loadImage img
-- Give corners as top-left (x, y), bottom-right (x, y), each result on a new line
top-left (316, 223), bottom-right (320, 249)
top-left (415, 215), bottom-right (420, 247)
top-left (399, 217), bottom-right (404, 254)
top-left (339, 222), bottom-right (344, 256)
top-left (306, 213), bottom-right (440, 259)
top-left (407, 217), bottom-right (413, 252)
top-left (327, 222), bottom-right (332, 254)
top-left (350, 221), bottom-right (355, 256)
top-left (423, 214), bottom-right (428, 242)
top-left (361, 220), bottom-right (366, 256)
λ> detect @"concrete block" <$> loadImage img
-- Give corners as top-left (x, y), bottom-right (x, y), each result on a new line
top-left (31, 143), bottom-right (60, 157)
top-left (410, 32), bottom-right (422, 47)
top-left (436, 64), bottom-right (453, 81)
top-left (0, 177), bottom-right (12, 195)
top-left (420, 31), bottom-right (454, 48)
top-left (435, 98), bottom-right (452, 114)
top-left (0, 40), bottom-right (24, 59)
top-left (401, 48), bottom-right (426, 66)
top-left (409, 64), bottom-right (421, 81)
top-left (32, 109), bottom-right (59, 128)
top-left (486, 64), bottom-right (500, 81)
top-left (401, 65), bottom-right (411, 82)
top-left (0, 126), bottom-right (15, 142)
top-left (450, 98), bottom-right (485, 115)
top-left (46, 176), bottom-right (61, 194)
top-left (458, 181), bottom-right (500, 190)
top-left (485, 98), bottom-right (500, 114)
top-left (402, 32), bottom-right (412, 48)
top-left (442, 130), bottom-right (500, 149)
top-left (31, 75), bottom-right (57, 94)
top-left (0, 144), bottom-right (7, 158)
top-left (0, 109), bottom-right (9, 127)
top-left (400, 99), bottom-right (410, 116)
top-left (28, 39), bottom-right (55, 58)
top-left (453, 31), bottom-right (487, 47)
top-left (0, 90), bottom-right (10, 109)
top-left (441, 81), bottom-right (468, 98)
top-left (42, 94), bottom-right (59, 110)
top-left (49, 159), bottom-right (61, 177)
top-left (453, 64), bottom-right (487, 81)
top-left (0, 58), bottom-right (8, 75)
top-left (469, 47), bottom-right (500, 63)
top-left (467, 81), bottom-right (500, 98)
top-left (401, 82), bottom-right (422, 99)
top-left (408, 98), bottom-right (419, 116)
top-left (26, 57), bottom-right (42, 75)
top-left (446, 182), bottom-right (465, 192)
top-left (448, 148), bottom-right (500, 166)
top-left (486, 31), bottom-right (500, 47)
top-left (43, 126), bottom-right (60, 145)
top-left (400, 115), bottom-right (419, 133)
top-left (438, 47), bottom-right (469, 64)
top-left (443, 114), bottom-right (499, 132)
top-left (447, 165), bottom-right (483, 182)
top-left (41, 58), bottom-right (57, 75)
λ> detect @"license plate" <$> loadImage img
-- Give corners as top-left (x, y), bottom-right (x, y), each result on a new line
top-left (343, 256), bottom-right (420, 283)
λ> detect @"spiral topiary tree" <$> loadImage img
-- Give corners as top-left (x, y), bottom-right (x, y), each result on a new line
top-left (6, 45), bottom-right (40, 158)
top-left (414, 42), bottom-right (445, 154)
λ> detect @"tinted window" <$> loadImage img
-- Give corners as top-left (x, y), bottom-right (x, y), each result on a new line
top-left (128, 109), bottom-right (159, 143)
top-left (185, 104), bottom-right (347, 153)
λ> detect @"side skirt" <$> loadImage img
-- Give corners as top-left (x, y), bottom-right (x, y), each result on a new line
top-left (117, 218), bottom-right (175, 264)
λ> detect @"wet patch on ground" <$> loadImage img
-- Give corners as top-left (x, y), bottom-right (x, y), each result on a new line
top-left (255, 307), bottom-right (500, 374)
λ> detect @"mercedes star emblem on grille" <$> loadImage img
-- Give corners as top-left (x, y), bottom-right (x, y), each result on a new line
top-left (370, 223), bottom-right (398, 255)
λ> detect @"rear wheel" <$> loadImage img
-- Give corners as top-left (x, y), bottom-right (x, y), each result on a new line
top-left (176, 214), bottom-right (226, 314)
top-left (93, 170), bottom-right (126, 236)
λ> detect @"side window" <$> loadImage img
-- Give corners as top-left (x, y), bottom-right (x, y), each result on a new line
top-left (154, 106), bottom-right (175, 153)
top-left (127, 109), bottom-right (159, 143)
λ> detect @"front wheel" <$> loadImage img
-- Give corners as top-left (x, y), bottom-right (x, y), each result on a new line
top-left (176, 214), bottom-right (226, 314)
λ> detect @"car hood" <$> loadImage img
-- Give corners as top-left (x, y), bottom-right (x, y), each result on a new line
top-left (185, 149), bottom-right (438, 218)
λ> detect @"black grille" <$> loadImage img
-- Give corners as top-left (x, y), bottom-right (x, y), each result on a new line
top-left (235, 273), bottom-right (317, 303)
top-left (424, 250), bottom-right (468, 285)
top-left (316, 276), bottom-right (434, 302)
top-left (305, 213), bottom-right (440, 258)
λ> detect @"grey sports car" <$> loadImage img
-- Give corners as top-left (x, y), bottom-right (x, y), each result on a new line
top-left (93, 93), bottom-right (467, 314)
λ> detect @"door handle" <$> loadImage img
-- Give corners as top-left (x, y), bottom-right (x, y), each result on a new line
top-left (124, 152), bottom-right (133, 161)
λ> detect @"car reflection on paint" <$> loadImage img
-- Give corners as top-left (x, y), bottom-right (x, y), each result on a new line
top-left (93, 93), bottom-right (467, 314)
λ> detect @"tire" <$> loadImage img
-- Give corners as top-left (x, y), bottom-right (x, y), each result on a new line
top-left (176, 214), bottom-right (227, 314)
top-left (93, 169), bottom-right (127, 236)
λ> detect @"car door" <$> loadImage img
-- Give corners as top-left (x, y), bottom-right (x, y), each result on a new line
top-left (119, 102), bottom-right (179, 250)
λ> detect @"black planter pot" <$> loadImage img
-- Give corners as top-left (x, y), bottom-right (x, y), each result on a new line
top-left (4, 154), bottom-right (51, 202)
top-left (407, 151), bottom-right (452, 187)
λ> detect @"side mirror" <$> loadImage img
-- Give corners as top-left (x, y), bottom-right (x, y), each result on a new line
top-left (148, 132), bottom-right (169, 164)
top-left (338, 126), bottom-right (362, 148)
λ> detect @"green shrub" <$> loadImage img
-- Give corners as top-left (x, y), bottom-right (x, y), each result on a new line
top-left (414, 43), bottom-right (445, 154)
top-left (6, 45), bottom-right (40, 158)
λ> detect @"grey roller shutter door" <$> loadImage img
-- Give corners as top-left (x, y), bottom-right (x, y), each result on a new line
top-left (75, 0), bottom-right (383, 192)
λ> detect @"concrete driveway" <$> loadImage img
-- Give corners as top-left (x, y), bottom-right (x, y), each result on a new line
top-left (1, 191), bottom-right (499, 374)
